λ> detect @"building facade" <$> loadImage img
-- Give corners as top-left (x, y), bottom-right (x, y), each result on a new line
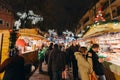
top-left (0, 1), bottom-right (14, 30)
top-left (76, 0), bottom-right (120, 35)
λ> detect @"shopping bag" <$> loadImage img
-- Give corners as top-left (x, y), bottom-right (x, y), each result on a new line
top-left (89, 71), bottom-right (98, 80)
top-left (62, 68), bottom-right (71, 80)
top-left (62, 70), bottom-right (65, 79)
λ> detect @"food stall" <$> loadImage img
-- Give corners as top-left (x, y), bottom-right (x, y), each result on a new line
top-left (80, 20), bottom-right (120, 80)
top-left (16, 28), bottom-right (49, 64)
top-left (0, 29), bottom-right (49, 79)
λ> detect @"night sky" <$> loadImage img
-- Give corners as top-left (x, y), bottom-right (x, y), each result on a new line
top-left (4, 0), bottom-right (98, 35)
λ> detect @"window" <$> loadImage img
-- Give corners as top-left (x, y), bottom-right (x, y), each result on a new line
top-left (6, 22), bottom-right (9, 28)
top-left (6, 9), bottom-right (10, 14)
top-left (117, 6), bottom-right (120, 16)
top-left (1, 5), bottom-right (5, 10)
top-left (112, 9), bottom-right (117, 18)
top-left (103, 1), bottom-right (109, 10)
top-left (103, 0), bottom-right (115, 10)
top-left (105, 13), bottom-right (110, 19)
top-left (0, 19), bottom-right (3, 24)
top-left (112, 10), bottom-right (116, 14)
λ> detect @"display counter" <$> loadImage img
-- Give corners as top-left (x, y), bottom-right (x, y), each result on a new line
top-left (77, 21), bottom-right (120, 80)
top-left (21, 50), bottom-right (38, 65)
top-left (103, 61), bottom-right (120, 80)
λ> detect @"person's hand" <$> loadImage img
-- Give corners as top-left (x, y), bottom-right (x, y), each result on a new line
top-left (88, 53), bottom-right (92, 57)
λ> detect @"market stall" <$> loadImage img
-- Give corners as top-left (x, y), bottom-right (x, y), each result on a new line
top-left (16, 28), bottom-right (49, 64)
top-left (0, 30), bottom-right (10, 79)
top-left (79, 20), bottom-right (120, 80)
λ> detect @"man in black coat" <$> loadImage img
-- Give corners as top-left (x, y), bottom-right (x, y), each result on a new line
top-left (66, 44), bottom-right (79, 80)
top-left (48, 44), bottom-right (66, 80)
top-left (88, 44), bottom-right (106, 80)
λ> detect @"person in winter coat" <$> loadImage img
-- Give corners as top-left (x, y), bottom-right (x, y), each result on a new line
top-left (45, 42), bottom-right (53, 64)
top-left (48, 44), bottom-right (66, 80)
top-left (0, 48), bottom-right (25, 80)
top-left (38, 44), bottom-right (48, 73)
top-left (88, 44), bottom-right (106, 80)
top-left (67, 44), bottom-right (79, 80)
top-left (75, 47), bottom-right (93, 80)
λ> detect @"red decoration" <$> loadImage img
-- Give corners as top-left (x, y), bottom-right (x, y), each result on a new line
top-left (94, 6), bottom-right (105, 23)
top-left (9, 29), bottom-right (13, 33)
top-left (16, 39), bottom-right (26, 47)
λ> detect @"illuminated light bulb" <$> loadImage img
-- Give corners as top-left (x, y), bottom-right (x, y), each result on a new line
top-left (97, 22), bottom-right (100, 25)
top-left (87, 26), bottom-right (90, 28)
top-left (114, 23), bottom-right (118, 26)
top-left (94, 24), bottom-right (96, 27)
top-left (105, 24), bottom-right (107, 26)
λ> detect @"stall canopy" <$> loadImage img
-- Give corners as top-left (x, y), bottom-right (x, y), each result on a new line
top-left (83, 21), bottom-right (120, 38)
top-left (17, 28), bottom-right (50, 42)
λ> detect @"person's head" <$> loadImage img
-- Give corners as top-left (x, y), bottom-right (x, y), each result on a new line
top-left (50, 42), bottom-right (53, 47)
top-left (79, 47), bottom-right (88, 55)
top-left (91, 44), bottom-right (100, 53)
top-left (49, 42), bottom-right (53, 49)
top-left (54, 44), bottom-right (58, 49)
top-left (41, 43), bottom-right (45, 49)
top-left (9, 47), bottom-right (19, 57)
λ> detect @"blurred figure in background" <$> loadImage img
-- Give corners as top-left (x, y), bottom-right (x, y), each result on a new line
top-left (38, 44), bottom-right (48, 73)
top-left (48, 44), bottom-right (66, 80)
top-left (45, 42), bottom-right (53, 64)
top-left (0, 47), bottom-right (25, 80)
top-left (66, 43), bottom-right (79, 80)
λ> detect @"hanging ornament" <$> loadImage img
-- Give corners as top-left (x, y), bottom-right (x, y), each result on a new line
top-left (94, 6), bottom-right (105, 23)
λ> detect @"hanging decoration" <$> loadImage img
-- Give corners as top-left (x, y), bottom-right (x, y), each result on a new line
top-left (63, 30), bottom-right (75, 42)
top-left (48, 29), bottom-right (58, 42)
top-left (94, 6), bottom-right (105, 23)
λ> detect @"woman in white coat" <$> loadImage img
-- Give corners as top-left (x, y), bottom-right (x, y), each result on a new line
top-left (74, 47), bottom-right (93, 80)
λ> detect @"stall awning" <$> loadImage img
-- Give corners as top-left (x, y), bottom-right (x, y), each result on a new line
top-left (83, 22), bottom-right (120, 38)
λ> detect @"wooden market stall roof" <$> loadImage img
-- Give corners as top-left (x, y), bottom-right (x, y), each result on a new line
top-left (17, 28), bottom-right (49, 42)
top-left (83, 21), bottom-right (120, 38)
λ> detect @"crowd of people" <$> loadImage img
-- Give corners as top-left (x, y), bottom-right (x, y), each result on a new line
top-left (38, 43), bottom-right (106, 80)
top-left (0, 42), bottom-right (106, 80)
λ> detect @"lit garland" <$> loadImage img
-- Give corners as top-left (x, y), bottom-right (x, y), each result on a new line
top-left (80, 20), bottom-right (120, 38)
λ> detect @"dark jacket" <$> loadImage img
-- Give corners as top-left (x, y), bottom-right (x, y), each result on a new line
top-left (45, 47), bottom-right (53, 64)
top-left (88, 49), bottom-right (104, 75)
top-left (0, 55), bottom-right (25, 80)
top-left (48, 48), bottom-right (65, 72)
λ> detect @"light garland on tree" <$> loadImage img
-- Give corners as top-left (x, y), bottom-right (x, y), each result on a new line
top-left (14, 10), bottom-right (43, 30)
